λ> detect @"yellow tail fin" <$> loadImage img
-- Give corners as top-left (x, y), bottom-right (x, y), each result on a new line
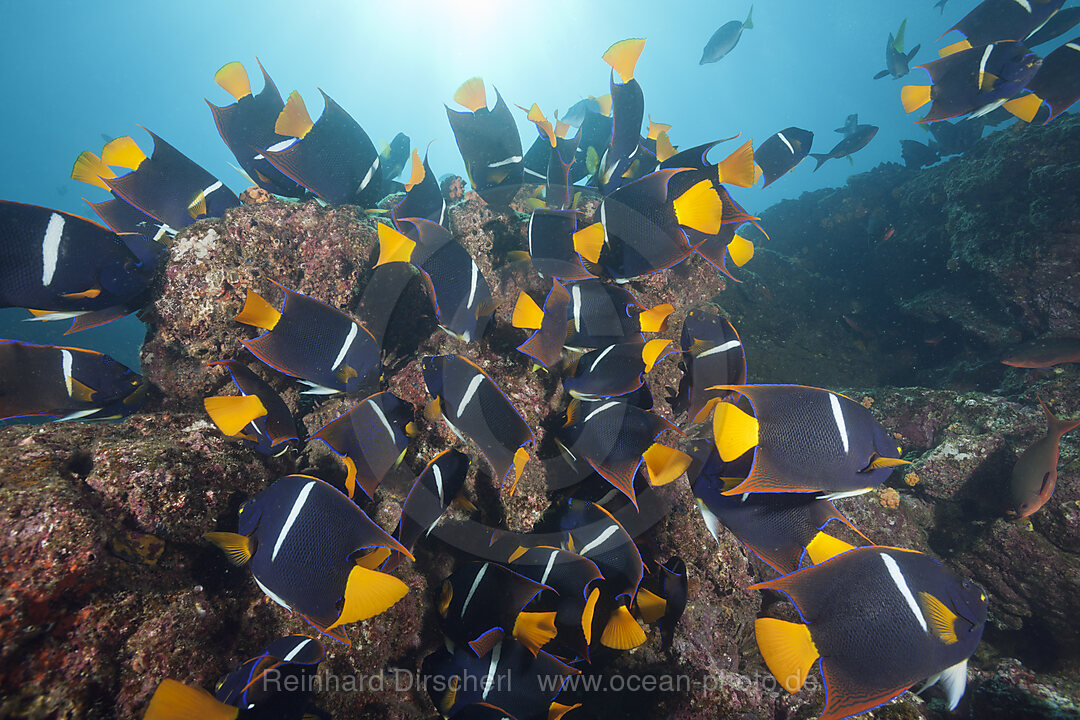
top-left (600, 605), bottom-right (646, 649)
top-left (512, 292), bottom-right (545, 329)
top-left (1003, 93), bottom-right (1043, 123)
top-left (727, 234), bottom-right (755, 267)
top-left (71, 152), bottom-right (115, 190)
top-left (454, 77), bottom-right (487, 112)
top-left (233, 289), bottom-right (281, 330)
top-left (376, 223), bottom-right (417, 266)
top-left (102, 137), bottom-right (146, 170)
top-left (143, 679), bottom-right (238, 720)
top-left (602, 38), bottom-right (647, 84)
top-left (572, 221), bottom-right (606, 263)
top-left (717, 140), bottom-right (756, 188)
top-left (404, 150), bottom-right (425, 191)
top-left (672, 180), bottom-right (724, 234)
top-left (635, 587), bottom-right (667, 624)
top-left (901, 85), bottom-right (932, 113)
top-left (214, 61), bottom-right (251, 100)
top-left (638, 303), bottom-right (674, 333)
top-left (204, 395), bottom-right (268, 436)
top-left (513, 610), bottom-right (558, 655)
top-left (804, 531), bottom-right (854, 565)
top-left (329, 565), bottom-right (409, 629)
top-left (712, 400), bottom-right (759, 462)
top-left (643, 443), bottom-right (692, 486)
top-left (275, 91), bottom-right (314, 139)
top-left (755, 618), bottom-right (819, 693)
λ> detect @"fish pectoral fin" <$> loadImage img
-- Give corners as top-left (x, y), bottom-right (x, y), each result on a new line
top-left (61, 287), bottom-right (102, 300)
top-left (936, 659), bottom-right (969, 710)
top-left (512, 610), bottom-right (558, 655)
top-left (328, 565), bottom-right (409, 630)
top-left (600, 605), bottom-right (646, 650)
top-left (635, 587), bottom-right (667, 624)
top-left (918, 591), bottom-right (959, 645)
top-left (376, 223), bottom-right (417, 266)
top-left (711, 400), bottom-right (759, 462)
top-left (672, 180), bottom-right (725, 234)
top-left (862, 454), bottom-right (911, 472)
top-left (754, 618), bottom-right (819, 693)
top-left (143, 679), bottom-right (238, 720)
top-left (204, 394), bottom-right (268, 436)
top-left (874, 69), bottom-right (890, 80)
top-left (69, 377), bottom-right (99, 403)
top-left (203, 531), bottom-right (252, 566)
top-left (901, 85), bottom-right (932, 113)
top-left (804, 530), bottom-right (855, 565)
top-left (643, 443), bottom-right (692, 486)
top-left (233, 289), bottom-right (281, 330)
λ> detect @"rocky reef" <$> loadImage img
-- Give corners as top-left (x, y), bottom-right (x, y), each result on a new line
top-left (1, 116), bottom-right (1079, 719)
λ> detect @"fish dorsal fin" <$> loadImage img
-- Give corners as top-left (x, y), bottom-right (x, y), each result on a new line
top-left (711, 399), bottom-right (759, 462)
top-left (513, 610), bottom-right (558, 655)
top-left (641, 338), bottom-right (673, 372)
top-left (328, 565), bottom-right (409, 629)
top-left (572, 221), bottom-right (605, 264)
top-left (404, 150), bottom-right (425, 191)
top-left (204, 531), bottom-right (253, 566)
top-left (602, 38), bottom-right (646, 84)
top-left (635, 587), bottom-right (667, 624)
top-left (717, 139), bottom-right (756, 188)
top-left (918, 591), bottom-right (959, 645)
top-left (233, 289), bottom-right (281, 330)
top-left (71, 151), bottom-right (116, 190)
top-left (727, 234), bottom-right (755, 267)
top-left (754, 618), bottom-right (819, 692)
top-left (215, 61), bottom-right (252, 100)
top-left (638, 303), bottom-right (674, 333)
top-left (804, 530), bottom-right (854, 565)
top-left (143, 680), bottom-right (238, 720)
top-left (204, 394), bottom-right (268, 436)
top-left (376, 223), bottom-right (417, 266)
top-left (643, 443), bottom-right (692, 486)
top-left (275, 91), bottom-right (314, 139)
top-left (454, 77), bottom-right (487, 112)
top-left (102, 137), bottom-right (147, 170)
top-left (901, 85), bottom-right (932, 113)
top-left (582, 586), bottom-right (600, 645)
top-left (600, 605), bottom-right (646, 649)
top-left (512, 291), bottom-right (544, 330)
top-left (672, 180), bottom-right (724, 234)
top-left (1003, 94), bottom-right (1043, 123)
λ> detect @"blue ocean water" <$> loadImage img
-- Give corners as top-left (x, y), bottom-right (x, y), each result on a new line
top-left (0, 0), bottom-right (1069, 369)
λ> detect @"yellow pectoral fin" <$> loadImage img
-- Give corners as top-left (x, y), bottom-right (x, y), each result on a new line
top-left (717, 139), bottom-right (756, 188)
top-left (602, 38), bottom-right (647, 84)
top-left (203, 531), bottom-right (253, 566)
top-left (582, 586), bottom-right (600, 645)
top-left (204, 395), bottom-right (268, 436)
top-left (61, 287), bottom-right (102, 300)
top-left (328, 565), bottom-right (409, 629)
top-left (601, 605), bottom-right (647, 649)
top-left (901, 85), bottom-right (932, 113)
top-left (214, 61), bottom-right (252, 100)
top-left (643, 444), bottom-right (692, 486)
top-left (71, 151), bottom-right (115, 189)
top-left (1003, 93), bottom-right (1043, 123)
top-left (938, 39), bottom-right (971, 57)
top-left (512, 291), bottom-right (545, 329)
top-left (865, 455), bottom-right (911, 471)
top-left (144, 679), bottom-right (239, 720)
top-left (672, 180), bottom-right (724, 235)
top-left (513, 610), bottom-right (558, 655)
top-left (454, 76), bottom-right (487, 112)
top-left (712, 401), bottom-right (759, 462)
top-left (69, 377), bottom-right (98, 403)
top-left (101, 136), bottom-right (146, 170)
top-left (728, 234), bottom-right (755, 267)
top-left (635, 587), bottom-right (667, 624)
top-left (376, 223), bottom-right (417, 266)
top-left (754, 618), bottom-right (819, 693)
top-left (275, 91), bottom-right (314, 139)
top-left (404, 150), bottom-right (425, 191)
top-left (804, 531), bottom-right (855, 566)
top-left (638, 303), bottom-right (674, 333)
top-left (918, 591), bottom-right (960, 645)
top-left (572, 222), bottom-right (605, 263)
top-left (233, 289), bottom-right (281, 330)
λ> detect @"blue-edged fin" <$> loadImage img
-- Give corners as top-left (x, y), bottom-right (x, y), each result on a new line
top-left (513, 610), bottom-right (558, 655)
top-left (804, 531), bottom-right (855, 566)
top-left (711, 399), bottom-right (759, 463)
top-left (203, 531), bottom-right (252, 566)
top-left (233, 289), bottom-right (281, 330)
top-left (754, 618), bottom-right (819, 693)
top-left (919, 591), bottom-right (960, 645)
top-left (204, 394), bottom-right (268, 437)
top-left (144, 679), bottom-right (238, 720)
top-left (327, 564), bottom-right (409, 630)
top-left (600, 605), bottom-right (646, 649)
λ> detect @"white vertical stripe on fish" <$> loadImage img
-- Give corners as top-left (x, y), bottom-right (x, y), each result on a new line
top-left (829, 392), bottom-right (850, 454)
top-left (332, 324), bottom-right (358, 370)
top-left (881, 552), bottom-right (928, 632)
top-left (41, 212), bottom-right (65, 286)
top-left (272, 480), bottom-right (316, 562)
